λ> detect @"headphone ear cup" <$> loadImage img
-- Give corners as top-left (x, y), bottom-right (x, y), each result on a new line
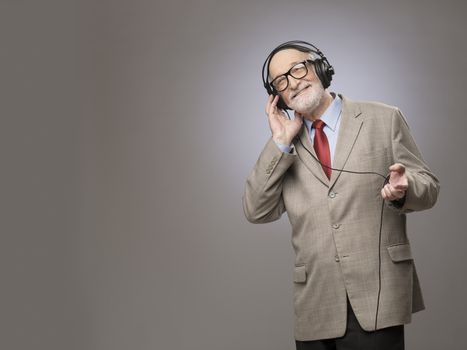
top-left (315, 58), bottom-right (334, 89)
top-left (264, 83), bottom-right (273, 96)
top-left (271, 89), bottom-right (290, 110)
top-left (312, 59), bottom-right (330, 89)
top-left (277, 96), bottom-right (289, 110)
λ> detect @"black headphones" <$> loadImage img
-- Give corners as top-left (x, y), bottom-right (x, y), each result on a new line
top-left (261, 40), bottom-right (335, 110)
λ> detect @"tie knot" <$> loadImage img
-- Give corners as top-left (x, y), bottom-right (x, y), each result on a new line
top-left (312, 119), bottom-right (326, 130)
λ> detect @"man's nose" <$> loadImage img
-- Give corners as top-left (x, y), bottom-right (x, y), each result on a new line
top-left (288, 76), bottom-right (301, 90)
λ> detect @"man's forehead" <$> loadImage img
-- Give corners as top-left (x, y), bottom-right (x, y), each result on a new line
top-left (269, 49), bottom-right (310, 77)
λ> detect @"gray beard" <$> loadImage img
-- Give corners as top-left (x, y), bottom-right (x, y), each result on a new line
top-left (287, 83), bottom-right (325, 114)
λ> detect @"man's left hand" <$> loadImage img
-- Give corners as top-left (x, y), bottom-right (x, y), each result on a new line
top-left (381, 163), bottom-right (408, 200)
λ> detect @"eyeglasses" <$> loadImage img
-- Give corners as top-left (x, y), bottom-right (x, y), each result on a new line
top-left (269, 60), bottom-right (314, 92)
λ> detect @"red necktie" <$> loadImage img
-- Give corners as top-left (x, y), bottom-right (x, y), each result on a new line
top-left (312, 119), bottom-right (332, 179)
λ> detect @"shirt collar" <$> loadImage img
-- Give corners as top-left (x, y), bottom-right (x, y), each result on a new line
top-left (303, 93), bottom-right (342, 133)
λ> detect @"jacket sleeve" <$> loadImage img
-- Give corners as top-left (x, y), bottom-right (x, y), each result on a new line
top-left (387, 108), bottom-right (440, 213)
top-left (242, 137), bottom-right (296, 223)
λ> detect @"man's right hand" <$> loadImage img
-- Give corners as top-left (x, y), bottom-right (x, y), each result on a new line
top-left (266, 95), bottom-right (303, 146)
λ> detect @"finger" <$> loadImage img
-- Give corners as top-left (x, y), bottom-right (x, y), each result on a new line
top-left (393, 182), bottom-right (408, 191)
top-left (271, 95), bottom-right (279, 109)
top-left (388, 183), bottom-right (404, 196)
top-left (383, 185), bottom-right (394, 200)
top-left (389, 173), bottom-right (408, 190)
top-left (267, 95), bottom-right (279, 116)
top-left (382, 185), bottom-right (390, 199)
top-left (265, 95), bottom-right (274, 115)
top-left (381, 186), bottom-right (395, 200)
top-left (388, 184), bottom-right (405, 198)
top-left (385, 184), bottom-right (403, 200)
top-left (381, 188), bottom-right (387, 199)
top-left (389, 184), bottom-right (406, 199)
top-left (389, 163), bottom-right (405, 173)
top-left (391, 191), bottom-right (404, 199)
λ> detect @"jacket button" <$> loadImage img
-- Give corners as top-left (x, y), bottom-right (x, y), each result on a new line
top-left (332, 224), bottom-right (340, 229)
top-left (329, 191), bottom-right (336, 198)
top-left (335, 255), bottom-right (340, 262)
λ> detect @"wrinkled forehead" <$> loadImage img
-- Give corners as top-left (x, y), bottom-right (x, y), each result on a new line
top-left (268, 48), bottom-right (317, 81)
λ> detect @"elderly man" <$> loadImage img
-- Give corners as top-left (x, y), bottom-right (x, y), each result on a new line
top-left (242, 41), bottom-right (439, 350)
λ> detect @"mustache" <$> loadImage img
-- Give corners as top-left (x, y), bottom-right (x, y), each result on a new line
top-left (290, 84), bottom-right (312, 99)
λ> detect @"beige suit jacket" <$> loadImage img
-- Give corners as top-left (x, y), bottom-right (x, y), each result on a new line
top-left (242, 93), bottom-right (440, 341)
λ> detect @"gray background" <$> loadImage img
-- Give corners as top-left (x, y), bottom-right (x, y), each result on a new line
top-left (1, 0), bottom-right (466, 349)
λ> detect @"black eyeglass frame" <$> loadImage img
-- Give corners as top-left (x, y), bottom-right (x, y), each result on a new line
top-left (269, 59), bottom-right (315, 92)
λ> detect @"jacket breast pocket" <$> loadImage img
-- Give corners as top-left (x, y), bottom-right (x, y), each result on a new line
top-left (293, 264), bottom-right (307, 283)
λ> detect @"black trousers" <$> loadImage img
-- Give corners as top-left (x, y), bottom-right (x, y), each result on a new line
top-left (295, 296), bottom-right (404, 350)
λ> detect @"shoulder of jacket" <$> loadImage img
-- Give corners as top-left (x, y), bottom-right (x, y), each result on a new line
top-left (339, 93), bottom-right (400, 120)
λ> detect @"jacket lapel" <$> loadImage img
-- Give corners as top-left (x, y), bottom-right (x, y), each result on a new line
top-left (329, 94), bottom-right (364, 189)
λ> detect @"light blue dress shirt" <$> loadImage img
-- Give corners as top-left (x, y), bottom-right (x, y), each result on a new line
top-left (275, 94), bottom-right (342, 165)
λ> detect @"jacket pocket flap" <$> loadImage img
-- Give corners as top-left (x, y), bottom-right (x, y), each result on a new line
top-left (293, 264), bottom-right (307, 283)
top-left (387, 243), bottom-right (413, 262)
